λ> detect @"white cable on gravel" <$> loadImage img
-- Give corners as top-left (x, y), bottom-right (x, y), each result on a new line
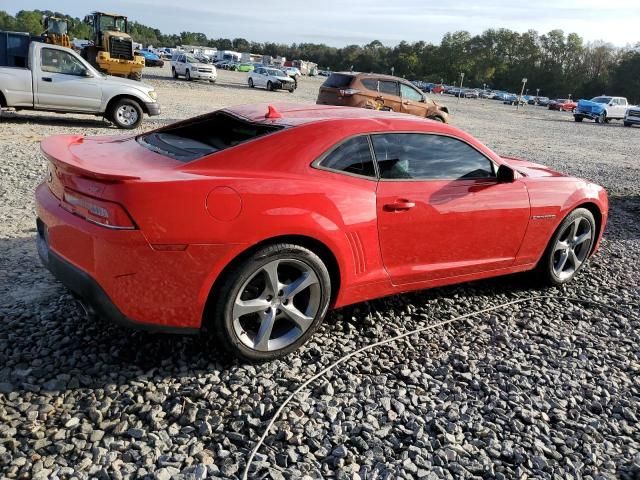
top-left (242, 294), bottom-right (638, 479)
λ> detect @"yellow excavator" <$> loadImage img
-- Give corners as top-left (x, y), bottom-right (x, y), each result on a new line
top-left (42, 16), bottom-right (71, 48)
top-left (81, 11), bottom-right (144, 81)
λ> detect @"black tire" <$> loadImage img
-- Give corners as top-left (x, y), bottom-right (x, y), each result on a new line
top-left (534, 208), bottom-right (596, 287)
top-left (267, 81), bottom-right (273, 91)
top-left (128, 71), bottom-right (142, 82)
top-left (574, 115), bottom-right (583, 122)
top-left (624, 122), bottom-right (631, 127)
top-left (109, 98), bottom-right (144, 130)
top-left (248, 78), bottom-right (254, 88)
top-left (596, 112), bottom-right (606, 124)
top-left (210, 243), bottom-right (331, 361)
top-left (185, 70), bottom-right (191, 81)
top-left (428, 115), bottom-right (445, 123)
top-left (172, 67), bottom-right (178, 79)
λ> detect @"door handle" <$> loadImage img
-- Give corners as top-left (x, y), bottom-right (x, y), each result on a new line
top-left (403, 100), bottom-right (410, 105)
top-left (384, 200), bottom-right (416, 211)
top-left (42, 77), bottom-right (52, 82)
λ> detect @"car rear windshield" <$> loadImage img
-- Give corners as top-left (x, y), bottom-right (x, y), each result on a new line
top-left (137, 112), bottom-right (282, 162)
top-left (322, 73), bottom-right (354, 88)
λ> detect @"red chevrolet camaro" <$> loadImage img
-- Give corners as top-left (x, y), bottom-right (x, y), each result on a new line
top-left (35, 103), bottom-right (608, 360)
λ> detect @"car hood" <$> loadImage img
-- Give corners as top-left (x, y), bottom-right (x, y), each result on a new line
top-left (101, 75), bottom-right (154, 92)
top-left (577, 99), bottom-right (606, 113)
top-left (273, 75), bottom-right (294, 82)
top-left (502, 156), bottom-right (567, 178)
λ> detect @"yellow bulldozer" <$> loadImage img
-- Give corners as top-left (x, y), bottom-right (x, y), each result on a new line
top-left (42, 16), bottom-right (71, 48)
top-left (81, 12), bottom-right (144, 81)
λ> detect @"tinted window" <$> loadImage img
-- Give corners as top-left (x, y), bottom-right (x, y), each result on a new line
top-left (41, 48), bottom-right (87, 76)
top-left (320, 136), bottom-right (376, 177)
top-left (400, 83), bottom-right (423, 101)
top-left (322, 73), bottom-right (354, 88)
top-left (372, 134), bottom-right (494, 180)
top-left (378, 80), bottom-right (398, 96)
top-left (361, 78), bottom-right (378, 91)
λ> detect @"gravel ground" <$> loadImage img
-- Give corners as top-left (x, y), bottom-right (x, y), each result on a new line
top-left (1, 65), bottom-right (639, 479)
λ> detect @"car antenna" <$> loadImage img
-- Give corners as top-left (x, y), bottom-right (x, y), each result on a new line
top-left (265, 105), bottom-right (282, 119)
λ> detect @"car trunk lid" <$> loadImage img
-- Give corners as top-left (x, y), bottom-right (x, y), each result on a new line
top-left (316, 73), bottom-right (355, 105)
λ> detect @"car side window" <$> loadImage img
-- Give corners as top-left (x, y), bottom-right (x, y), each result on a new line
top-left (378, 80), bottom-right (398, 96)
top-left (361, 78), bottom-right (378, 91)
top-left (400, 83), bottom-right (423, 102)
top-left (41, 48), bottom-right (87, 76)
top-left (372, 133), bottom-right (495, 180)
top-left (319, 136), bottom-right (376, 178)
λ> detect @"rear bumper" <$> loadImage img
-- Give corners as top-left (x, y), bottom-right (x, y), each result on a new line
top-left (35, 182), bottom-right (236, 332)
top-left (37, 226), bottom-right (197, 335)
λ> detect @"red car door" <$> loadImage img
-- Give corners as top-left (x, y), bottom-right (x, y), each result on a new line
top-left (373, 133), bottom-right (531, 285)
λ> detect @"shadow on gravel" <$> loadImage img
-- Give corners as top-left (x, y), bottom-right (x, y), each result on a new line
top-left (0, 111), bottom-right (112, 129)
top-left (604, 195), bottom-right (640, 241)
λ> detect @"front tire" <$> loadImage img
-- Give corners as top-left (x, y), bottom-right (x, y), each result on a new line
top-left (110, 98), bottom-right (143, 130)
top-left (574, 115), bottom-right (583, 122)
top-left (624, 122), bottom-right (631, 127)
top-left (248, 78), bottom-right (254, 88)
top-left (210, 244), bottom-right (331, 361)
top-left (596, 112), bottom-right (606, 124)
top-left (185, 70), bottom-right (191, 81)
top-left (267, 81), bottom-right (273, 91)
top-left (535, 208), bottom-right (596, 286)
top-left (172, 67), bottom-right (178, 79)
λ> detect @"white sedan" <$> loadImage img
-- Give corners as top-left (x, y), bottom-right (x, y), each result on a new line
top-left (248, 67), bottom-right (296, 92)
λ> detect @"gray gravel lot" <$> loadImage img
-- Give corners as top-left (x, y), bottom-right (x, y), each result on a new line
top-left (1, 66), bottom-right (639, 479)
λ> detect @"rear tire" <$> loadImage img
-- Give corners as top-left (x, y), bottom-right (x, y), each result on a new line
top-left (110, 98), bottom-right (143, 130)
top-left (209, 243), bottom-right (331, 361)
top-left (534, 208), bottom-right (596, 287)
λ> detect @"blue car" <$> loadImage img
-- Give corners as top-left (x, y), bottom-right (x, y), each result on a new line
top-left (137, 50), bottom-right (164, 67)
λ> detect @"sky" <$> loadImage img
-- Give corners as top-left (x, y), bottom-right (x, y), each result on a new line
top-left (8, 0), bottom-right (640, 47)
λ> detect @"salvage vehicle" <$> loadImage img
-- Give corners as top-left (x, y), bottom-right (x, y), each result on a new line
top-left (574, 96), bottom-right (631, 123)
top-left (36, 103), bottom-right (607, 360)
top-left (503, 94), bottom-right (527, 106)
top-left (549, 99), bottom-right (577, 112)
top-left (137, 49), bottom-right (164, 67)
top-left (0, 33), bottom-right (160, 129)
top-left (171, 53), bottom-right (216, 82)
top-left (41, 15), bottom-right (71, 48)
top-left (248, 66), bottom-right (295, 92)
top-left (317, 72), bottom-right (449, 122)
top-left (236, 63), bottom-right (255, 73)
top-left (624, 105), bottom-right (640, 127)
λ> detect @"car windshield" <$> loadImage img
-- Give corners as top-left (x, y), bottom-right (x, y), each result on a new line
top-left (266, 69), bottom-right (283, 76)
top-left (592, 97), bottom-right (611, 104)
top-left (185, 54), bottom-right (198, 63)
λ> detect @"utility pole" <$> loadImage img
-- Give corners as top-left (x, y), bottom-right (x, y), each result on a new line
top-left (457, 72), bottom-right (464, 104)
top-left (517, 77), bottom-right (527, 111)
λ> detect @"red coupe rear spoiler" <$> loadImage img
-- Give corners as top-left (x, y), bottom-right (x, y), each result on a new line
top-left (41, 135), bottom-right (141, 181)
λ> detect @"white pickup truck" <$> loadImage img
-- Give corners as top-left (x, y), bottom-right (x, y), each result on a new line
top-left (0, 36), bottom-right (160, 129)
top-left (574, 96), bottom-right (632, 124)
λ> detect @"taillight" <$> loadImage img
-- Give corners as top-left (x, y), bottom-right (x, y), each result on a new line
top-left (339, 88), bottom-right (360, 96)
top-left (61, 188), bottom-right (136, 230)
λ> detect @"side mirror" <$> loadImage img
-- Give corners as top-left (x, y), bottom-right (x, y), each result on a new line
top-left (497, 164), bottom-right (515, 183)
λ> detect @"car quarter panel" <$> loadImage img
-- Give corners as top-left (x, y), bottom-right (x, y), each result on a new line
top-left (514, 177), bottom-right (608, 266)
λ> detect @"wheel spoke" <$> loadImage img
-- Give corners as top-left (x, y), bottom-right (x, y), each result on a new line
top-left (254, 310), bottom-right (276, 351)
top-left (262, 261), bottom-right (280, 296)
top-left (556, 249), bottom-right (569, 272)
top-left (574, 230), bottom-right (592, 246)
top-left (233, 298), bottom-right (270, 319)
top-left (283, 271), bottom-right (318, 299)
top-left (568, 249), bottom-right (581, 270)
top-left (566, 218), bottom-right (581, 240)
top-left (554, 240), bottom-right (569, 253)
top-left (281, 304), bottom-right (313, 331)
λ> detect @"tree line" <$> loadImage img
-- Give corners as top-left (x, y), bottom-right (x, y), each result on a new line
top-left (2, 9), bottom-right (639, 102)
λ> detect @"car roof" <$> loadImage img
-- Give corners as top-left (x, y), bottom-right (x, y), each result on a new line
top-left (331, 72), bottom-right (413, 83)
top-left (223, 103), bottom-right (447, 130)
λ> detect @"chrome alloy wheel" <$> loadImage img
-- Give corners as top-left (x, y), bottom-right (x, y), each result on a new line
top-left (232, 259), bottom-right (321, 352)
top-left (552, 217), bottom-right (594, 281)
top-left (115, 105), bottom-right (139, 127)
